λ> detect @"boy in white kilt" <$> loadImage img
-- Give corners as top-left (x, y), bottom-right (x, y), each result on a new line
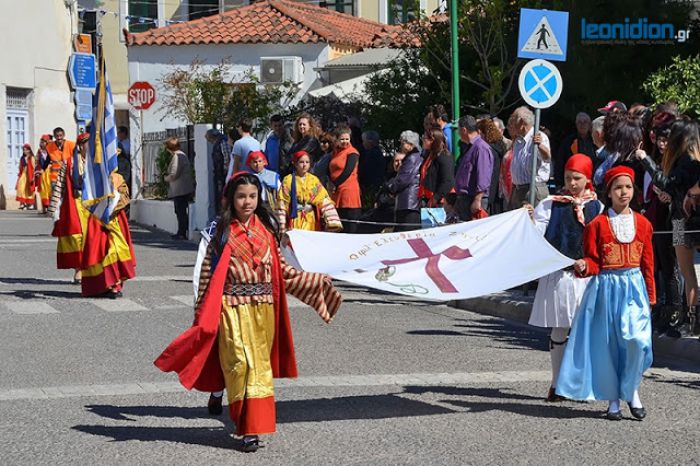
top-left (526, 154), bottom-right (604, 401)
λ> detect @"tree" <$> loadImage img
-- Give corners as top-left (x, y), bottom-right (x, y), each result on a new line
top-left (363, 0), bottom-right (532, 144)
top-left (643, 55), bottom-right (700, 118)
top-left (363, 0), bottom-right (700, 143)
top-left (158, 59), bottom-right (297, 131)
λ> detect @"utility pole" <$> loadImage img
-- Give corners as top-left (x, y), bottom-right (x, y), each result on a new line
top-left (449, 0), bottom-right (460, 159)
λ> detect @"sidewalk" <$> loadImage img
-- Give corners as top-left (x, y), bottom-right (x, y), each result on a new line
top-left (452, 290), bottom-right (700, 364)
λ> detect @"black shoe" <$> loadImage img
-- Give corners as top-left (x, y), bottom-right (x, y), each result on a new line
top-left (628, 403), bottom-right (646, 420)
top-left (606, 410), bottom-right (623, 421)
top-left (665, 327), bottom-right (682, 338)
top-left (207, 394), bottom-right (223, 415)
top-left (241, 436), bottom-right (260, 453)
top-left (545, 387), bottom-right (566, 402)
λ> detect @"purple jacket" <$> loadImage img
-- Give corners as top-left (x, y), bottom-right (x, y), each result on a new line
top-left (386, 148), bottom-right (421, 211)
top-left (455, 135), bottom-right (493, 196)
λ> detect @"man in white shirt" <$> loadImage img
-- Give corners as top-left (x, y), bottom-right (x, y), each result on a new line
top-left (226, 118), bottom-right (261, 180)
top-left (508, 106), bottom-right (551, 209)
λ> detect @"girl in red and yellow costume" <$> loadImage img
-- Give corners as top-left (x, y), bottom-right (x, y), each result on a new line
top-left (51, 132), bottom-right (90, 283)
top-left (556, 166), bottom-right (655, 421)
top-left (277, 150), bottom-right (342, 232)
top-left (80, 170), bottom-right (136, 298)
top-left (15, 144), bottom-right (36, 209)
top-left (156, 172), bottom-right (342, 452)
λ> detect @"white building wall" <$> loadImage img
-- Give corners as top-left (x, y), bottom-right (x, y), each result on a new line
top-left (0, 0), bottom-right (76, 200)
top-left (127, 42), bottom-right (330, 194)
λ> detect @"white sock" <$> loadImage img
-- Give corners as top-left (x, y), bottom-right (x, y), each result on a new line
top-left (608, 399), bottom-right (620, 413)
top-left (549, 327), bottom-right (569, 387)
top-left (630, 390), bottom-right (643, 408)
top-left (211, 390), bottom-right (223, 398)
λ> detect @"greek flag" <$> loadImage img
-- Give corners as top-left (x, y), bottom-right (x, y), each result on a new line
top-left (82, 52), bottom-right (119, 224)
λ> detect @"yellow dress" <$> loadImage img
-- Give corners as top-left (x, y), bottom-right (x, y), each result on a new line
top-left (276, 172), bottom-right (342, 232)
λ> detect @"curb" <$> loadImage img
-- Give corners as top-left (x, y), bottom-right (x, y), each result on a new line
top-left (452, 295), bottom-right (700, 365)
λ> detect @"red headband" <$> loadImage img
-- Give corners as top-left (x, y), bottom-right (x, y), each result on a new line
top-left (604, 165), bottom-right (635, 188)
top-left (292, 150), bottom-right (309, 163)
top-left (246, 150), bottom-right (268, 169)
top-left (229, 171), bottom-right (250, 182)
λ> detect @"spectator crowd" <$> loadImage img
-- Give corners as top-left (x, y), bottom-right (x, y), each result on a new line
top-left (192, 100), bottom-right (700, 342)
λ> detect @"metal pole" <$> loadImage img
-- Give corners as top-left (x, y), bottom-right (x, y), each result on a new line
top-left (449, 0), bottom-right (460, 159)
top-left (528, 108), bottom-right (541, 206)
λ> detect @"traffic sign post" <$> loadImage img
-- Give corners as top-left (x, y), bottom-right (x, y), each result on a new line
top-left (128, 82), bottom-right (156, 110)
top-left (518, 8), bottom-right (569, 62)
top-left (518, 59), bottom-right (563, 206)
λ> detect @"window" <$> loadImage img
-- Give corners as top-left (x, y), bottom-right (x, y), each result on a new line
top-left (319, 1), bottom-right (356, 16)
top-left (80, 9), bottom-right (98, 46)
top-left (388, 0), bottom-right (417, 25)
top-left (128, 0), bottom-right (158, 33)
top-left (189, 0), bottom-right (220, 21)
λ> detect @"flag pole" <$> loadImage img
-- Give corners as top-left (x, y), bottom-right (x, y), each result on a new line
top-left (449, 0), bottom-right (460, 159)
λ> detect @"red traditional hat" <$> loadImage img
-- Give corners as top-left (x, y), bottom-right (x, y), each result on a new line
top-left (246, 150), bottom-right (268, 168)
top-left (292, 150), bottom-right (309, 163)
top-left (77, 132), bottom-right (90, 144)
top-left (40, 134), bottom-right (52, 141)
top-left (565, 154), bottom-right (593, 180)
top-left (604, 165), bottom-right (635, 188)
top-left (22, 143), bottom-right (31, 150)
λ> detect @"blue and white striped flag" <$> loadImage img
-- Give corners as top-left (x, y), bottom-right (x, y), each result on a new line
top-left (82, 53), bottom-right (119, 224)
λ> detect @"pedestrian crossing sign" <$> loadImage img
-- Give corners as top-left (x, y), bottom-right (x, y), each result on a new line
top-left (518, 8), bottom-right (569, 62)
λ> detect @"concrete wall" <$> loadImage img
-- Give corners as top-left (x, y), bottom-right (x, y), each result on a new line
top-left (0, 0), bottom-right (76, 200)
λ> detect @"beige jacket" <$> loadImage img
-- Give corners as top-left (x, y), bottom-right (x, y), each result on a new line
top-left (165, 150), bottom-right (194, 198)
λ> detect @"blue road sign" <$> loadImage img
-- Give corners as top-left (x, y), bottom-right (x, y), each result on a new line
top-left (518, 59), bottom-right (562, 109)
top-left (74, 88), bottom-right (93, 122)
top-left (75, 104), bottom-right (93, 121)
top-left (518, 8), bottom-right (569, 62)
top-left (68, 53), bottom-right (97, 90)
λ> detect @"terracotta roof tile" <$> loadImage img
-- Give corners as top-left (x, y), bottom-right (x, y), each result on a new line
top-left (125, 0), bottom-right (411, 49)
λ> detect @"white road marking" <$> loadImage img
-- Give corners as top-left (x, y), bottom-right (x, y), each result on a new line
top-left (3, 302), bottom-right (60, 315)
top-left (170, 295), bottom-right (194, 306)
top-left (90, 298), bottom-right (148, 312)
top-left (1, 368), bottom-right (694, 402)
top-left (131, 276), bottom-right (192, 282)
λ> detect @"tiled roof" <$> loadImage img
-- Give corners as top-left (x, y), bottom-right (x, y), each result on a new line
top-left (125, 0), bottom-right (411, 48)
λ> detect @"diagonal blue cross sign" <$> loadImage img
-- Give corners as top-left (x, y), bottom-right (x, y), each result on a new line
top-left (518, 59), bottom-right (562, 109)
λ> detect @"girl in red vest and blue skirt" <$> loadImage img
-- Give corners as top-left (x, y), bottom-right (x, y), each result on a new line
top-left (527, 154), bottom-right (604, 402)
top-left (556, 166), bottom-right (655, 421)
top-left (155, 172), bottom-right (342, 452)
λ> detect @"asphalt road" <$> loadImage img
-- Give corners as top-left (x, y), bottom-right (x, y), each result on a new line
top-left (1, 210), bottom-right (699, 465)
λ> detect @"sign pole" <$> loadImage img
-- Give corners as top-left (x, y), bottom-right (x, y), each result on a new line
top-left (449, 0), bottom-right (460, 159)
top-left (528, 108), bottom-right (541, 206)
top-left (139, 109), bottom-right (144, 198)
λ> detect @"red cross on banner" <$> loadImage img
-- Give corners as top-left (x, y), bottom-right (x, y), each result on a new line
top-left (381, 238), bottom-right (472, 293)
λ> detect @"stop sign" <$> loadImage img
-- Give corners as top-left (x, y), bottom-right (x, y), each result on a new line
top-left (128, 81), bottom-right (156, 110)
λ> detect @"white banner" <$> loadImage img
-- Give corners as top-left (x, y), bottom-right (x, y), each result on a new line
top-left (286, 209), bottom-right (574, 301)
